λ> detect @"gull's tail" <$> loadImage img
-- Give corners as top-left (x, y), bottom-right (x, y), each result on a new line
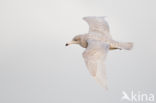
top-left (118, 42), bottom-right (133, 50)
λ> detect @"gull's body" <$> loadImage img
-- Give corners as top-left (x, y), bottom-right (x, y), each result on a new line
top-left (66, 16), bottom-right (133, 88)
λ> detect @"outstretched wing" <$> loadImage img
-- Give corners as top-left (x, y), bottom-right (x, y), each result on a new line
top-left (82, 39), bottom-right (109, 88)
top-left (83, 16), bottom-right (112, 39)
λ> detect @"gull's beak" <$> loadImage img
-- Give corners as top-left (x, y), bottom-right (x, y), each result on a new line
top-left (65, 43), bottom-right (69, 46)
top-left (65, 41), bottom-right (78, 46)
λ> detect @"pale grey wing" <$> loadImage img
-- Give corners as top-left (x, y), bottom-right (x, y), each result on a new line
top-left (83, 16), bottom-right (112, 39)
top-left (82, 39), bottom-right (109, 88)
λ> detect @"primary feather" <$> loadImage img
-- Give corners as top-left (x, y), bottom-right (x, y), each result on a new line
top-left (83, 39), bottom-right (109, 88)
top-left (83, 16), bottom-right (112, 39)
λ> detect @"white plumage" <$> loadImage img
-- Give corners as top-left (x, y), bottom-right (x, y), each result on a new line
top-left (66, 16), bottom-right (133, 89)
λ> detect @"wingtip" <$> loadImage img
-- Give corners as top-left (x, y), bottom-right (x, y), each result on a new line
top-left (94, 76), bottom-right (108, 90)
top-left (83, 16), bottom-right (109, 24)
top-left (103, 85), bottom-right (109, 90)
top-left (84, 16), bottom-right (108, 18)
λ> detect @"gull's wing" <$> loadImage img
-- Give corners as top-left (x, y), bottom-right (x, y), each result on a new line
top-left (82, 39), bottom-right (109, 88)
top-left (83, 16), bottom-right (112, 39)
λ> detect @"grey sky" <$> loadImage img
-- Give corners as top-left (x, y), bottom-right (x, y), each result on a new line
top-left (0, 0), bottom-right (155, 103)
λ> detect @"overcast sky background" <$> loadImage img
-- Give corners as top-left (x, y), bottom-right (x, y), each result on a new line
top-left (0, 0), bottom-right (156, 103)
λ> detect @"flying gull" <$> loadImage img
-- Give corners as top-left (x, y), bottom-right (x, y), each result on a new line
top-left (66, 16), bottom-right (133, 89)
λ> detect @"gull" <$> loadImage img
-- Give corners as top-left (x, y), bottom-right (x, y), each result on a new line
top-left (65, 16), bottom-right (133, 89)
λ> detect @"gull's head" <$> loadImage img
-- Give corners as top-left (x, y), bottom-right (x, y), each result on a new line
top-left (65, 35), bottom-right (81, 46)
